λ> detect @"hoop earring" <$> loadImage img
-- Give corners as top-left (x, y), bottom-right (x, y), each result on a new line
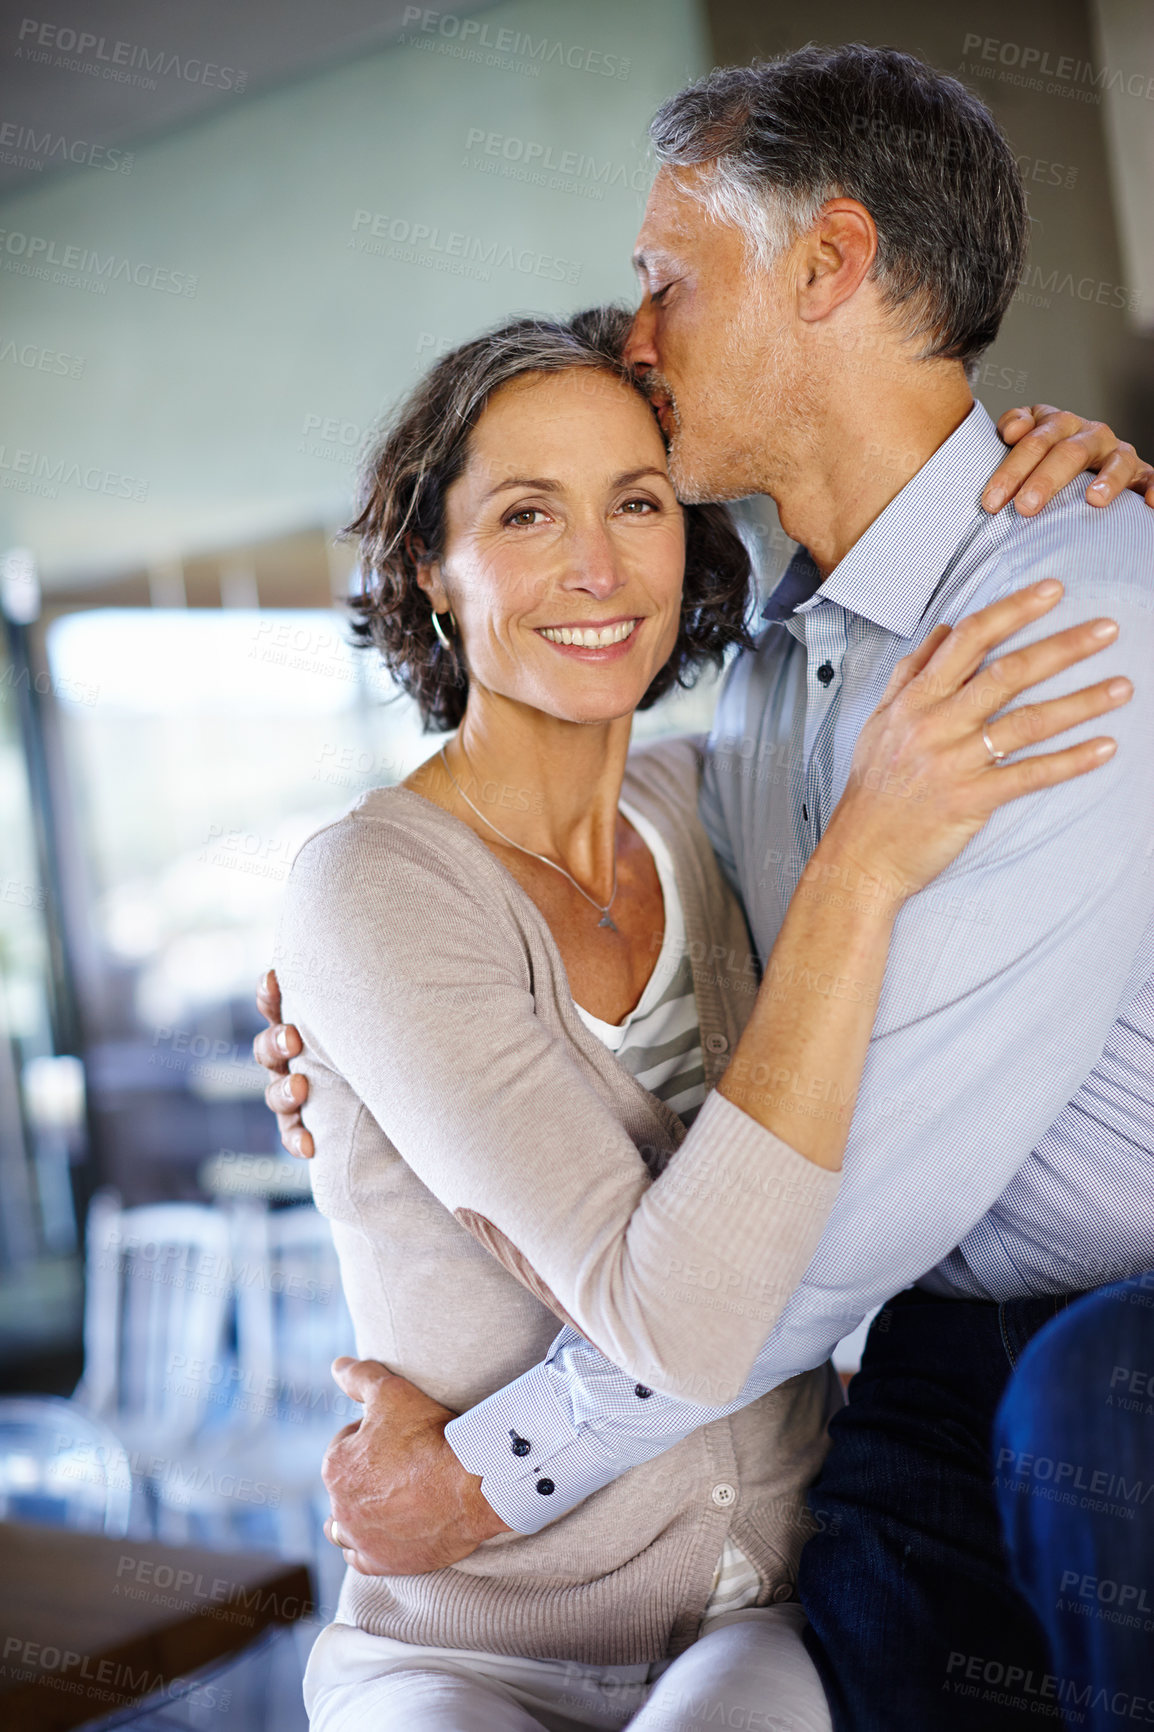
top-left (431, 608), bottom-right (456, 650)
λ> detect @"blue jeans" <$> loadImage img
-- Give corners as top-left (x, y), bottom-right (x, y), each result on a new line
top-left (995, 1277), bottom-right (1154, 1729)
top-left (796, 1280), bottom-right (1154, 1731)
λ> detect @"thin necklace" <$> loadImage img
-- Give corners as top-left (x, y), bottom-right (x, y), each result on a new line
top-left (437, 743), bottom-right (619, 931)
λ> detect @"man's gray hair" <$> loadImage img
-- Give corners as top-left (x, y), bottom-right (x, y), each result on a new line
top-left (650, 44), bottom-right (1028, 370)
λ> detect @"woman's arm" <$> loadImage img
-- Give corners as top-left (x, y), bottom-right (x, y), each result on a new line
top-left (717, 581), bottom-right (1128, 1169)
top-left (279, 814), bottom-right (833, 1407)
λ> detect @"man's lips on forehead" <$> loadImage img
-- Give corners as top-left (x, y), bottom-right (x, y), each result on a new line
top-left (646, 385), bottom-right (678, 430)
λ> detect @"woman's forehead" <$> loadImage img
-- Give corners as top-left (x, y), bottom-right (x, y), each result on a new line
top-left (465, 371), bottom-right (665, 467)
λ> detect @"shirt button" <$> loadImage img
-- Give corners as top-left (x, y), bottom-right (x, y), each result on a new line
top-left (705, 1033), bottom-right (728, 1055)
top-left (773, 1582), bottom-right (795, 1603)
top-left (634, 1384), bottom-right (652, 1399)
top-left (536, 1478), bottom-right (555, 1496)
top-left (816, 661), bottom-right (835, 687)
top-left (711, 1483), bottom-right (737, 1509)
top-left (509, 1432), bottom-right (531, 1457)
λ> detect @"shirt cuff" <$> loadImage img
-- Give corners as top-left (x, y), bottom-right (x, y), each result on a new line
top-left (445, 1360), bottom-right (624, 1535)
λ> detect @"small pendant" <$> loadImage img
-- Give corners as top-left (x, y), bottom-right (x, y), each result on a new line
top-left (598, 911), bottom-right (618, 931)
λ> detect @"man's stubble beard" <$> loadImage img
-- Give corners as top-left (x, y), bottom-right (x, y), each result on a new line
top-left (658, 314), bottom-right (817, 508)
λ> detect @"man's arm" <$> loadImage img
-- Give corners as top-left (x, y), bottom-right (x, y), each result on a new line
top-left (445, 1319), bottom-right (782, 1533)
top-left (318, 1326), bottom-right (785, 1570)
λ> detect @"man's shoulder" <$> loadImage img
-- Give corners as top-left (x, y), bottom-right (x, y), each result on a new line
top-left (999, 481), bottom-right (1154, 607)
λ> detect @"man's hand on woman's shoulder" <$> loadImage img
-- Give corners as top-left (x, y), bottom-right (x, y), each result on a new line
top-left (254, 969), bottom-right (312, 1158)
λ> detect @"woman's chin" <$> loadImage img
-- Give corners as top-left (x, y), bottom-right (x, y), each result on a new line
top-left (532, 687), bottom-right (649, 728)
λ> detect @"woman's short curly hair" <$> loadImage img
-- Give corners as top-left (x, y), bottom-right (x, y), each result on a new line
top-left (345, 305), bottom-right (755, 732)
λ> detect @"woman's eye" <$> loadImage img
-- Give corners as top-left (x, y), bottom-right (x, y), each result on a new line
top-left (505, 508), bottom-right (549, 528)
top-left (618, 498), bottom-right (658, 516)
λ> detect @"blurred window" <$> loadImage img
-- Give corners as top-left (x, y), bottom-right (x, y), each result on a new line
top-left (42, 605), bottom-right (721, 1200)
top-left (0, 639), bottom-right (82, 1373)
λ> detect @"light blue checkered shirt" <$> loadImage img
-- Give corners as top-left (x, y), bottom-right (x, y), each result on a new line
top-left (447, 402), bottom-right (1154, 1533)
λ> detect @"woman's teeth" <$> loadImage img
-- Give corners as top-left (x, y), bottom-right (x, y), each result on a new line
top-left (539, 620), bottom-right (637, 648)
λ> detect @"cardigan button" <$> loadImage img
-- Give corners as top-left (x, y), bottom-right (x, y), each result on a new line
top-left (710, 1483), bottom-right (737, 1509)
top-left (705, 1034), bottom-right (728, 1055)
top-left (536, 1478), bottom-right (555, 1496)
top-left (773, 1582), bottom-right (796, 1603)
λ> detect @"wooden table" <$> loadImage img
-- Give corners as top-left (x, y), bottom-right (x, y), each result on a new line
top-left (0, 1522), bottom-right (314, 1730)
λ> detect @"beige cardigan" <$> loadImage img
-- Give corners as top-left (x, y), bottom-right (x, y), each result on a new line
top-left (276, 735), bottom-right (842, 1663)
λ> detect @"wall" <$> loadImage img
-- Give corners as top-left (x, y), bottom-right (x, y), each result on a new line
top-left (0, 0), bottom-right (711, 586)
top-left (706, 0), bottom-right (1154, 449)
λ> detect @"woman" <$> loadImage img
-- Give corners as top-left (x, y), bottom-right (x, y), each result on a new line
top-left (264, 309), bottom-right (1130, 1732)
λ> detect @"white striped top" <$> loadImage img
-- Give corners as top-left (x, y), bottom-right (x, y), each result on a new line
top-left (573, 801), bottom-right (705, 1127)
top-left (574, 800), bottom-right (762, 1624)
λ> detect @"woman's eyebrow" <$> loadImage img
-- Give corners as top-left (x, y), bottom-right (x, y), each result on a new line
top-left (481, 475), bottom-right (562, 501)
top-left (615, 467), bottom-right (671, 488)
top-left (482, 467), bottom-right (669, 503)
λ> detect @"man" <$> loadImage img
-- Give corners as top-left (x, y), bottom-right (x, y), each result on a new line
top-left (258, 45), bottom-right (1154, 1730)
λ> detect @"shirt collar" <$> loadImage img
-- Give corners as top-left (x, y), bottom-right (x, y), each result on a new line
top-left (760, 401), bottom-right (1007, 638)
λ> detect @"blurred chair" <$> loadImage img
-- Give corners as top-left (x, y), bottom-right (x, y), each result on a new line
top-left (156, 1201), bottom-right (353, 1606)
top-left (235, 1200), bottom-right (356, 1431)
top-left (240, 1201), bottom-right (355, 1585)
top-left (0, 1394), bottom-right (132, 1534)
top-left (76, 1189), bottom-right (237, 1455)
top-left (75, 1190), bottom-right (241, 1539)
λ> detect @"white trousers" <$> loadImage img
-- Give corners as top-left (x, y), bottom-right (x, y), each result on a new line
top-left (303, 1605), bottom-right (832, 1732)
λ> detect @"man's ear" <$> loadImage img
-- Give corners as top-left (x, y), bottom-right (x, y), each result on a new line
top-left (796, 199), bottom-right (877, 325)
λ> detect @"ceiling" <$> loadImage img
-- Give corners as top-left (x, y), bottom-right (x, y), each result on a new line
top-left (0, 0), bottom-right (497, 196)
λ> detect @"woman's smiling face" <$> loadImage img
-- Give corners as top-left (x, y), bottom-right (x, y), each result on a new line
top-left (423, 367), bottom-right (687, 726)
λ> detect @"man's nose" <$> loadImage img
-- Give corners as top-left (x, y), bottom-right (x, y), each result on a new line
top-left (624, 302), bottom-right (657, 372)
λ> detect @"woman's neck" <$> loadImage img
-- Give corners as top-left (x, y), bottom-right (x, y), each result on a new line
top-left (409, 696), bottom-right (634, 898)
